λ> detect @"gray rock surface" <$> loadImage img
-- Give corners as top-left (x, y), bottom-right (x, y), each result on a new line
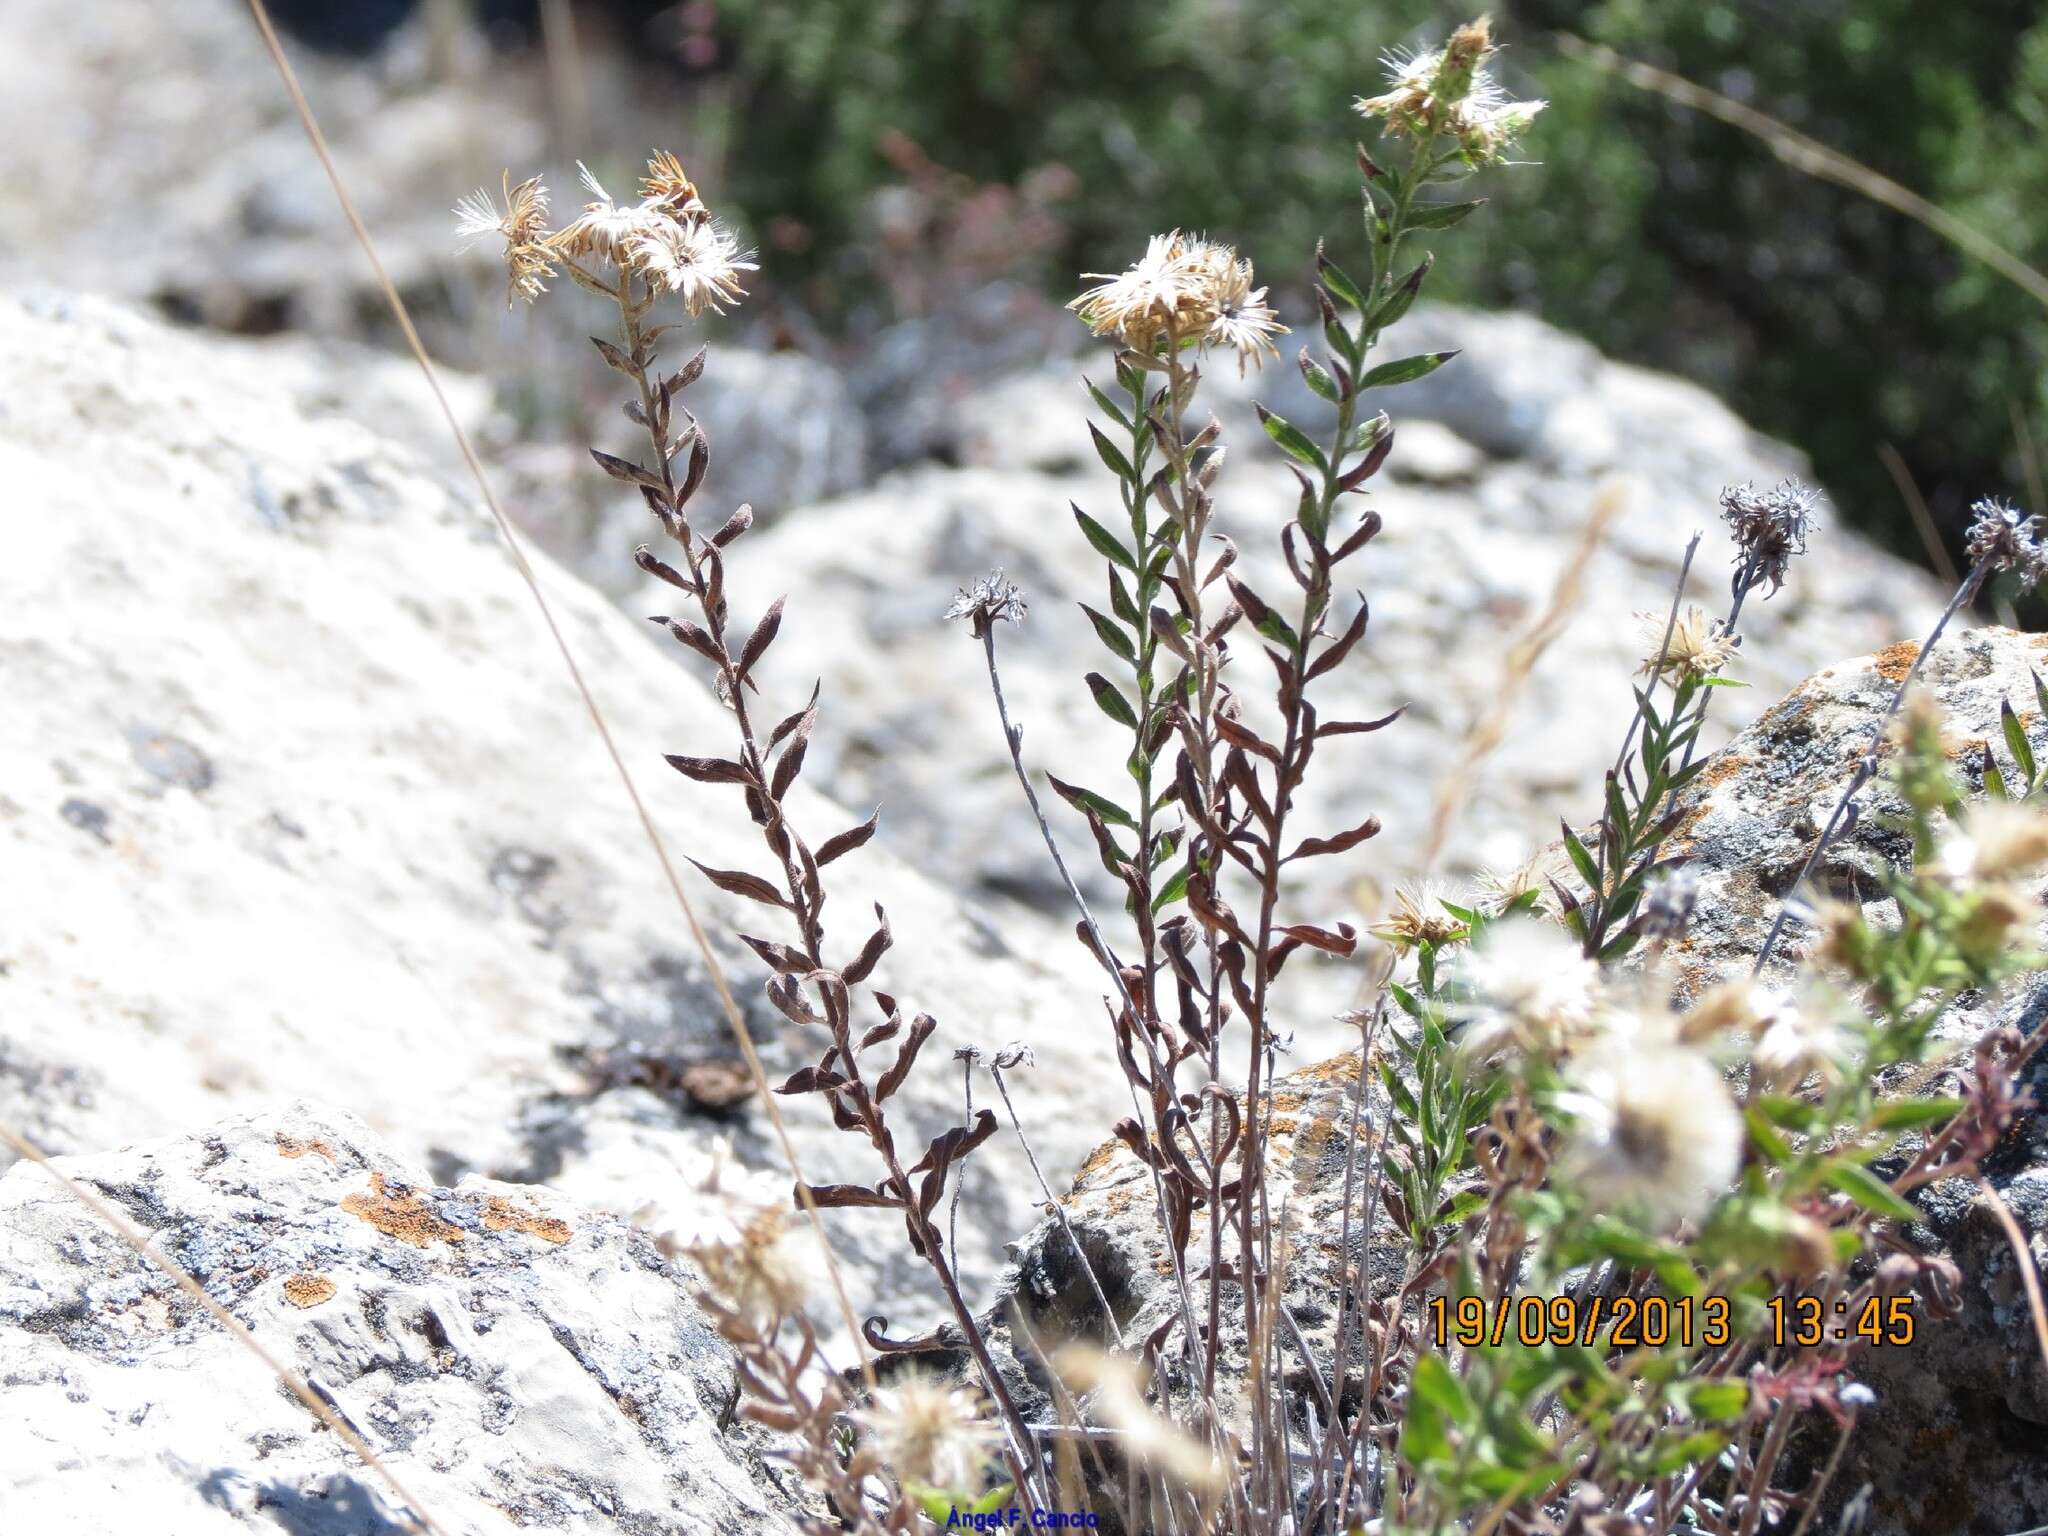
top-left (0, 290), bottom-right (1114, 1353)
top-left (0, 1101), bottom-right (800, 1533)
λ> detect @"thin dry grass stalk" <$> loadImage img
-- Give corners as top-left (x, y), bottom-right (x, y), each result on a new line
top-left (1418, 480), bottom-right (1627, 870)
top-left (1556, 32), bottom-right (2048, 314)
top-left (236, 0), bottom-right (877, 1389)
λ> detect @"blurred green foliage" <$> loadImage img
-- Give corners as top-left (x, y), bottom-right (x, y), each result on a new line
top-left (710, 0), bottom-right (2048, 567)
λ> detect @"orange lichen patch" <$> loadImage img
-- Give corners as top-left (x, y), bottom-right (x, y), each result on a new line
top-left (482, 1195), bottom-right (572, 1245)
top-left (1873, 641), bottom-right (1921, 683)
top-left (1695, 751), bottom-right (1750, 791)
top-left (1298, 1053), bottom-right (1365, 1085)
top-left (1073, 1139), bottom-right (1127, 1185)
top-left (275, 1134), bottom-right (335, 1161)
top-left (341, 1172), bottom-right (464, 1248)
top-left (282, 1273), bottom-right (337, 1308)
top-left (1946, 735), bottom-right (1988, 764)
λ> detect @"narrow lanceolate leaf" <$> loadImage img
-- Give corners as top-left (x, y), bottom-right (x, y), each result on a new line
top-left (1085, 672), bottom-right (1140, 730)
top-left (770, 734), bottom-right (808, 799)
top-left (1285, 816), bottom-right (1382, 861)
top-left (2002, 699), bottom-right (2036, 785)
top-left (816, 809), bottom-right (880, 866)
top-left (841, 905), bottom-right (893, 986)
top-left (1079, 604), bottom-right (1137, 664)
top-left (1366, 254), bottom-right (1434, 334)
top-left (1360, 350), bottom-right (1459, 390)
top-left (775, 1065), bottom-right (848, 1095)
top-left (876, 1014), bottom-right (939, 1102)
top-left (1826, 1161), bottom-right (1920, 1223)
top-left (793, 1181), bottom-right (902, 1210)
top-left (687, 858), bottom-right (789, 908)
top-left (736, 597), bottom-right (785, 679)
top-left (712, 504), bottom-right (754, 547)
top-left (1151, 864), bottom-right (1191, 912)
top-left (1305, 599), bottom-right (1369, 681)
top-left (1084, 377), bottom-right (1132, 431)
top-left (654, 614), bottom-right (724, 666)
top-left (590, 336), bottom-right (638, 375)
top-left (589, 448), bottom-right (666, 492)
top-left (1316, 707), bottom-right (1404, 738)
top-left (1073, 503), bottom-right (1136, 569)
top-left (1047, 774), bottom-right (1137, 831)
top-left (738, 932), bottom-right (810, 975)
top-left (1255, 404), bottom-right (1329, 474)
top-left (1314, 241), bottom-right (1369, 312)
top-left (1406, 196), bottom-right (1487, 231)
top-left (664, 753), bottom-right (755, 786)
top-left (1276, 921), bottom-right (1357, 955)
top-left (665, 343), bottom-right (707, 390)
top-left (910, 1110), bottom-right (1000, 1218)
top-left (1088, 421), bottom-right (1136, 481)
top-left (1298, 351), bottom-right (1341, 404)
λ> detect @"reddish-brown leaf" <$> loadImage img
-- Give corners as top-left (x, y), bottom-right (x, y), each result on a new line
top-left (664, 753), bottom-right (755, 786)
top-left (875, 1013), bottom-right (938, 1103)
top-left (1284, 816), bottom-right (1381, 861)
top-left (817, 809), bottom-right (880, 867)
top-left (687, 858), bottom-right (788, 909)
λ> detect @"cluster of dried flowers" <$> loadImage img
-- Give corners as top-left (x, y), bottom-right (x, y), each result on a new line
top-left (460, 16), bottom-right (2048, 1536)
top-left (456, 151), bottom-right (755, 311)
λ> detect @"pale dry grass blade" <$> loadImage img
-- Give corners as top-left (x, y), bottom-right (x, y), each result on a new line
top-left (1557, 34), bottom-right (2048, 315)
top-left (0, 1123), bottom-right (448, 1536)
top-left (1878, 442), bottom-right (1961, 589)
top-left (236, 0), bottom-right (875, 1386)
top-left (1979, 1178), bottom-right (2048, 1380)
top-left (1419, 482), bottom-right (1627, 870)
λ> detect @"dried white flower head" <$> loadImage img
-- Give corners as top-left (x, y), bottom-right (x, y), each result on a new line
top-left (1069, 232), bottom-right (1286, 366)
top-left (628, 217), bottom-right (756, 315)
top-left (1749, 983), bottom-right (1858, 1090)
top-left (1474, 846), bottom-right (1566, 916)
top-left (681, 1206), bottom-right (813, 1327)
top-left (1937, 799), bottom-right (2048, 883)
top-left (945, 569), bottom-right (1029, 638)
top-left (1555, 1040), bottom-right (1741, 1230)
top-left (1636, 605), bottom-right (1739, 682)
top-left (1354, 18), bottom-right (1544, 162)
top-left (1053, 1346), bottom-right (1223, 1492)
top-left (551, 161), bottom-right (664, 264)
top-left (1964, 496), bottom-right (2048, 583)
top-left (454, 170), bottom-right (557, 307)
top-left (855, 1373), bottom-right (998, 1493)
top-left (1371, 880), bottom-right (1467, 948)
top-left (1720, 479), bottom-right (1818, 597)
top-left (1458, 915), bottom-right (1600, 1061)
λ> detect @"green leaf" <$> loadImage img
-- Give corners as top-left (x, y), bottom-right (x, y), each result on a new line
top-left (1072, 505), bottom-right (1135, 570)
top-left (1084, 672), bottom-right (1139, 730)
top-left (1401, 1355), bottom-right (1470, 1469)
top-left (1743, 1105), bottom-right (1792, 1164)
top-left (1107, 567), bottom-right (1140, 626)
top-left (1826, 1161), bottom-right (1920, 1223)
top-left (972, 1484), bottom-right (1016, 1515)
top-left (1870, 1096), bottom-right (1965, 1130)
top-left (1434, 1188), bottom-right (1488, 1227)
top-left (1366, 254), bottom-right (1433, 334)
top-left (2003, 699), bottom-right (2037, 786)
top-left (1361, 350), bottom-right (1460, 390)
top-left (1684, 1382), bottom-right (1751, 1422)
top-left (1378, 1060), bottom-right (1421, 1124)
top-left (1047, 774), bottom-right (1137, 831)
top-left (1088, 421), bottom-right (1135, 481)
top-left (1084, 378), bottom-right (1130, 431)
top-left (1299, 353), bottom-right (1341, 403)
top-left (1560, 824), bottom-right (1600, 890)
top-left (1316, 247), bottom-right (1369, 312)
top-left (1256, 405), bottom-right (1329, 473)
top-left (1151, 865), bottom-right (1191, 912)
top-left (1079, 604), bottom-right (1136, 664)
top-left (1406, 197), bottom-right (1487, 231)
